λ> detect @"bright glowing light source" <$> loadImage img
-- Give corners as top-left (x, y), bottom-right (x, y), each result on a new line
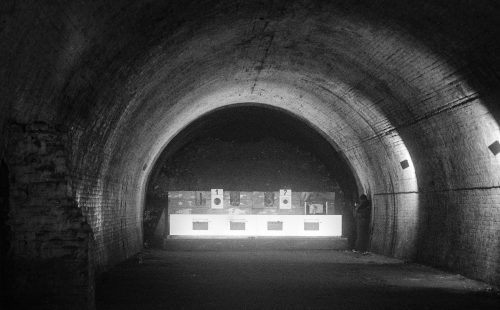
top-left (169, 214), bottom-right (342, 237)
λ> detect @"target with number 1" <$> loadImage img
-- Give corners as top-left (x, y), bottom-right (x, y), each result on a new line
top-left (211, 189), bottom-right (224, 209)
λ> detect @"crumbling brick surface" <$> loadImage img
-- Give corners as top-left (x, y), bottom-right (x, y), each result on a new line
top-left (4, 121), bottom-right (93, 310)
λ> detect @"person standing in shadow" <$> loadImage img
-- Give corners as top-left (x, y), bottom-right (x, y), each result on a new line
top-left (353, 194), bottom-right (371, 254)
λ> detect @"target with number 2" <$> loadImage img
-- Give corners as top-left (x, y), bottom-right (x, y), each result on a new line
top-left (279, 189), bottom-right (292, 209)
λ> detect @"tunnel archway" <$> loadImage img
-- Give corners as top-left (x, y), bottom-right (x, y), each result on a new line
top-left (2, 1), bottom-right (500, 308)
top-left (143, 104), bottom-right (361, 244)
top-left (129, 78), bottom-right (420, 262)
top-left (53, 1), bottom-right (498, 294)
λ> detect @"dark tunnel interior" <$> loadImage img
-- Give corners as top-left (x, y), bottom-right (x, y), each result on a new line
top-left (148, 105), bottom-right (358, 192)
top-left (1, 0), bottom-right (500, 309)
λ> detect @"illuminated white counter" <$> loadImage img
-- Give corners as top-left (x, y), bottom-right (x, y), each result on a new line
top-left (169, 214), bottom-right (342, 237)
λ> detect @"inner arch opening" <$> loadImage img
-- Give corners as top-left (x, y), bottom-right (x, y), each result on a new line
top-left (143, 104), bottom-right (359, 245)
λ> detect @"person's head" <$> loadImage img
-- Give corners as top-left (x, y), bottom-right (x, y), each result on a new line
top-left (360, 194), bottom-right (367, 201)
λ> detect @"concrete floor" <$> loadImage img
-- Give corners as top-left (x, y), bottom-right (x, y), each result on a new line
top-left (96, 249), bottom-right (499, 310)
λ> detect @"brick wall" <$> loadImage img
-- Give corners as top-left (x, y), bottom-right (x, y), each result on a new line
top-left (417, 190), bottom-right (500, 285)
top-left (398, 102), bottom-right (500, 286)
top-left (1, 1), bottom-right (499, 304)
top-left (371, 193), bottom-right (420, 260)
top-left (71, 154), bottom-right (142, 275)
top-left (4, 121), bottom-right (93, 309)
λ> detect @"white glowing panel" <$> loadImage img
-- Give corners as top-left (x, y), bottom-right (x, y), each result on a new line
top-left (211, 189), bottom-right (223, 209)
top-left (279, 189), bottom-right (292, 209)
top-left (169, 214), bottom-right (342, 237)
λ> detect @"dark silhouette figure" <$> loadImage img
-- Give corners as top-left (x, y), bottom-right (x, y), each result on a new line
top-left (353, 194), bottom-right (371, 253)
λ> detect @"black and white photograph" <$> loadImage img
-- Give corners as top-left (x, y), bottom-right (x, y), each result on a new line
top-left (0, 1), bottom-right (499, 309)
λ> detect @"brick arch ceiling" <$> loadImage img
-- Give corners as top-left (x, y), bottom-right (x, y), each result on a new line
top-left (2, 0), bottom-right (499, 284)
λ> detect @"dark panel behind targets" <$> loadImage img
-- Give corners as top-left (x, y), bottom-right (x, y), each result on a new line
top-left (230, 221), bottom-right (245, 230)
top-left (267, 221), bottom-right (283, 230)
top-left (193, 222), bottom-right (208, 230)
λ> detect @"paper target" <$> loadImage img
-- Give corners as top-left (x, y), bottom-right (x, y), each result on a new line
top-left (211, 189), bottom-right (224, 209)
top-left (279, 189), bottom-right (292, 209)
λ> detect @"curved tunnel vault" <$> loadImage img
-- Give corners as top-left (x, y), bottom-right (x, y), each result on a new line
top-left (74, 3), bottom-right (499, 287)
top-left (1, 0), bottom-right (500, 308)
top-left (131, 75), bottom-right (421, 252)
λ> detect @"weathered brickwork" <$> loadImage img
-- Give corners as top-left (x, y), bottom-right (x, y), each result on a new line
top-left (1, 1), bottom-right (500, 309)
top-left (417, 190), bottom-right (500, 285)
top-left (5, 122), bottom-right (93, 309)
top-left (371, 193), bottom-right (420, 260)
top-left (72, 168), bottom-right (141, 274)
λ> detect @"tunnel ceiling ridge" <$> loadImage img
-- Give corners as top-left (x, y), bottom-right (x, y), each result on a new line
top-left (0, 0), bottom-right (496, 198)
top-left (69, 8), bottom-right (484, 151)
